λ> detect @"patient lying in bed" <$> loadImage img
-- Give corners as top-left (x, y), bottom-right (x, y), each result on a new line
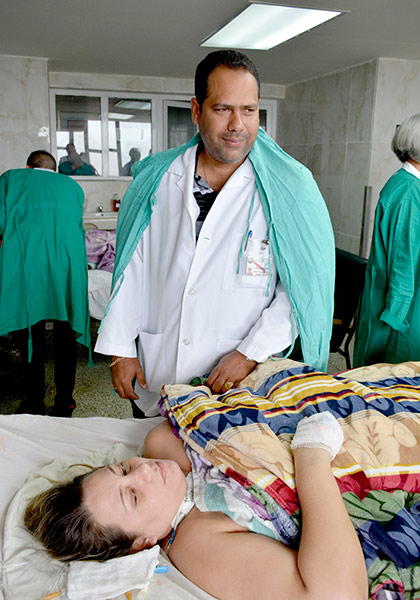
top-left (25, 414), bottom-right (368, 600)
top-left (17, 359), bottom-right (420, 599)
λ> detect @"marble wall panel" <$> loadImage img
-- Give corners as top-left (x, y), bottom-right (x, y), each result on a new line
top-left (277, 81), bottom-right (311, 146)
top-left (308, 69), bottom-right (351, 145)
top-left (281, 145), bottom-right (308, 166)
top-left (341, 142), bottom-right (371, 242)
top-left (49, 71), bottom-right (285, 99)
top-left (347, 61), bottom-right (377, 143)
top-left (371, 59), bottom-right (420, 146)
top-left (306, 143), bottom-right (323, 177)
top-left (335, 232), bottom-right (360, 254)
top-left (0, 56), bottom-right (50, 173)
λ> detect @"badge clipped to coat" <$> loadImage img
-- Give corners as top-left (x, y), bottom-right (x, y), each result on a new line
top-left (244, 232), bottom-right (270, 277)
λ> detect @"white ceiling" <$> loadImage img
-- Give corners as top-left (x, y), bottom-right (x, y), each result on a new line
top-left (1, 0), bottom-right (420, 85)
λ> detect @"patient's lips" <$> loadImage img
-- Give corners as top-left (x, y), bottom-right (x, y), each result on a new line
top-left (157, 461), bottom-right (166, 483)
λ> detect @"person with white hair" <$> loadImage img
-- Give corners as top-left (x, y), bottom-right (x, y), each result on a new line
top-left (354, 113), bottom-right (420, 366)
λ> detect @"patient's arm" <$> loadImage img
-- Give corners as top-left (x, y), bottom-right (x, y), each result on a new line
top-left (169, 447), bottom-right (368, 600)
top-left (143, 420), bottom-right (191, 475)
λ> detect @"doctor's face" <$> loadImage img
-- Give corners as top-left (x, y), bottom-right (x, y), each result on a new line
top-left (191, 66), bottom-right (260, 165)
top-left (83, 456), bottom-right (187, 549)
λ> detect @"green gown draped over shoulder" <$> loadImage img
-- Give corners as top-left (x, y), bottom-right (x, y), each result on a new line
top-left (108, 129), bottom-right (335, 372)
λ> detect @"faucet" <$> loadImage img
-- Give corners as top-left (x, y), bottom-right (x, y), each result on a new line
top-left (97, 205), bottom-right (104, 213)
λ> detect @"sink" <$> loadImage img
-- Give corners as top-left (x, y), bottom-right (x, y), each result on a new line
top-left (86, 211), bottom-right (116, 218)
top-left (83, 211), bottom-right (118, 230)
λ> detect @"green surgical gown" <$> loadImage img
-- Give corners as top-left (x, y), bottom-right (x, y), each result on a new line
top-left (354, 168), bottom-right (420, 366)
top-left (0, 168), bottom-right (91, 354)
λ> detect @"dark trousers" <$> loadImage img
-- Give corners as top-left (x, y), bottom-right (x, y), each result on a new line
top-left (23, 320), bottom-right (77, 403)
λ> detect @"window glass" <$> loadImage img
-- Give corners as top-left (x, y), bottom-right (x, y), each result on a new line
top-left (167, 105), bottom-right (196, 149)
top-left (259, 109), bottom-right (267, 131)
top-left (55, 95), bottom-right (101, 175)
top-left (108, 98), bottom-right (152, 176)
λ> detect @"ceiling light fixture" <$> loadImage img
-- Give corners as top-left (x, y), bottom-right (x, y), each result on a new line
top-left (108, 112), bottom-right (134, 120)
top-left (200, 3), bottom-right (344, 51)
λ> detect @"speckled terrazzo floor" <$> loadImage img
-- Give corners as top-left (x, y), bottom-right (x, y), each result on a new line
top-left (0, 320), bottom-right (133, 418)
top-left (0, 320), bottom-right (350, 418)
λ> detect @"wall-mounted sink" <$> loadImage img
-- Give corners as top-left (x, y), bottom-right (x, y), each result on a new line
top-left (83, 211), bottom-right (118, 230)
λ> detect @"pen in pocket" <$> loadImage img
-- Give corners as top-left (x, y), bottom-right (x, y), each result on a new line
top-left (244, 230), bottom-right (253, 251)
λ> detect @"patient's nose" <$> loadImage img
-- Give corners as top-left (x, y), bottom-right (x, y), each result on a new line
top-left (132, 461), bottom-right (152, 483)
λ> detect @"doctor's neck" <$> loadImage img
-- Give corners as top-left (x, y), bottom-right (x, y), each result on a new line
top-left (197, 147), bottom-right (248, 192)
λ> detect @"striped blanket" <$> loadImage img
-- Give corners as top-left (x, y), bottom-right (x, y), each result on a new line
top-left (159, 360), bottom-right (420, 600)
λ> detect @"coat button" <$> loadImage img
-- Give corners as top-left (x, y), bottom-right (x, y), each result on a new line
top-left (182, 339), bottom-right (190, 346)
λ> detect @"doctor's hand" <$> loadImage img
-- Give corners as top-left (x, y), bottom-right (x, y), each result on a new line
top-left (111, 356), bottom-right (147, 400)
top-left (206, 350), bottom-right (257, 394)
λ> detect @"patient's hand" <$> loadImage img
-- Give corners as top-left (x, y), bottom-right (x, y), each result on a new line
top-left (111, 357), bottom-right (147, 400)
top-left (206, 350), bottom-right (257, 394)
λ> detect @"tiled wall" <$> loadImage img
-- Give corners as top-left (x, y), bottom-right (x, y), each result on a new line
top-left (278, 57), bottom-right (420, 256)
top-left (0, 55), bottom-right (50, 173)
top-left (278, 60), bottom-right (378, 255)
top-left (364, 58), bottom-right (420, 248)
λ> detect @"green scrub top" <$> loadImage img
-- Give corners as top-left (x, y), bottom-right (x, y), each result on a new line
top-left (0, 167), bottom-right (91, 356)
top-left (354, 168), bottom-right (420, 366)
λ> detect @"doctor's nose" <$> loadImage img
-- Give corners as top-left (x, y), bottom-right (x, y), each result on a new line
top-left (227, 110), bottom-right (244, 132)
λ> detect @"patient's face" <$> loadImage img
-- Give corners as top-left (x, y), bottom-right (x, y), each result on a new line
top-left (83, 456), bottom-right (187, 548)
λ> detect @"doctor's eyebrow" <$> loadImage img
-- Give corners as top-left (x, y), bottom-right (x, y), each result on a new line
top-left (212, 103), bottom-right (259, 110)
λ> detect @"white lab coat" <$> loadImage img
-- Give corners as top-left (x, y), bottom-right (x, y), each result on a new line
top-left (95, 145), bottom-right (295, 414)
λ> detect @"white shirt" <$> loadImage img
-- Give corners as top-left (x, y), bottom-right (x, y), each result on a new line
top-left (403, 161), bottom-right (420, 180)
top-left (96, 145), bottom-right (295, 414)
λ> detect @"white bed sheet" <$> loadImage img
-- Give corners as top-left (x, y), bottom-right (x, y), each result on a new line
top-left (88, 269), bottom-right (112, 320)
top-left (0, 414), bottom-right (214, 600)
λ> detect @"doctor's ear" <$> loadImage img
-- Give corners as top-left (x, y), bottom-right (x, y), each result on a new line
top-left (191, 97), bottom-right (201, 125)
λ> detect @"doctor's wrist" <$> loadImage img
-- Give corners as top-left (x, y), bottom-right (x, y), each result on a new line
top-left (237, 351), bottom-right (258, 365)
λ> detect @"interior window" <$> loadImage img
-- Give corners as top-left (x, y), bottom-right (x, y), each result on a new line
top-left (55, 95), bottom-right (101, 175)
top-left (108, 98), bottom-right (152, 176)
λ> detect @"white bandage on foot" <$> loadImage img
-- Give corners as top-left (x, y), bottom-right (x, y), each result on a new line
top-left (290, 412), bottom-right (344, 460)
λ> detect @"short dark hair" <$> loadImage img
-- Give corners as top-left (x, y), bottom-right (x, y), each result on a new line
top-left (26, 150), bottom-right (57, 171)
top-left (24, 471), bottom-right (136, 562)
top-left (194, 50), bottom-right (260, 108)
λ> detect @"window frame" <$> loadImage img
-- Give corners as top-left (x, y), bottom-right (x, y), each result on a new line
top-left (50, 89), bottom-right (277, 179)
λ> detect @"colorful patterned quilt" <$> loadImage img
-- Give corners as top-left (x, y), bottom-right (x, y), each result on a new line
top-left (159, 360), bottom-right (420, 600)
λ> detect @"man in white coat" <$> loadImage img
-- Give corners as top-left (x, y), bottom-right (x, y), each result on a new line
top-left (95, 50), bottom-right (335, 416)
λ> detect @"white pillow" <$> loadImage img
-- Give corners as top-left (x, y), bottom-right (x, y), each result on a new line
top-left (3, 444), bottom-right (160, 600)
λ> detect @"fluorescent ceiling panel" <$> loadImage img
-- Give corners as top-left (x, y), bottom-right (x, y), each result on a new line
top-left (114, 100), bottom-right (151, 110)
top-left (201, 4), bottom-right (343, 50)
top-left (108, 112), bottom-right (134, 120)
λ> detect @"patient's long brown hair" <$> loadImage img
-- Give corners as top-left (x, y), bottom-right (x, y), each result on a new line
top-left (24, 472), bottom-right (136, 562)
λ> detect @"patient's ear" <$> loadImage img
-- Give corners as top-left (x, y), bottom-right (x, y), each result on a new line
top-left (131, 535), bottom-right (158, 552)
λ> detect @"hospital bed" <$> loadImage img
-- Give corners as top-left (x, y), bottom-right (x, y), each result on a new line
top-left (2, 359), bottom-right (420, 600)
top-left (86, 229), bottom-right (114, 320)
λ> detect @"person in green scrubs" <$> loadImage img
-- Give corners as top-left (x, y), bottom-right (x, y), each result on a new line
top-left (58, 143), bottom-right (96, 176)
top-left (354, 113), bottom-right (420, 366)
top-left (0, 150), bottom-right (91, 415)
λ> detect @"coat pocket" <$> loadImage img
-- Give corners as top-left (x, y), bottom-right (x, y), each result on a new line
top-left (223, 233), bottom-right (272, 291)
top-left (137, 330), bottom-right (168, 391)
